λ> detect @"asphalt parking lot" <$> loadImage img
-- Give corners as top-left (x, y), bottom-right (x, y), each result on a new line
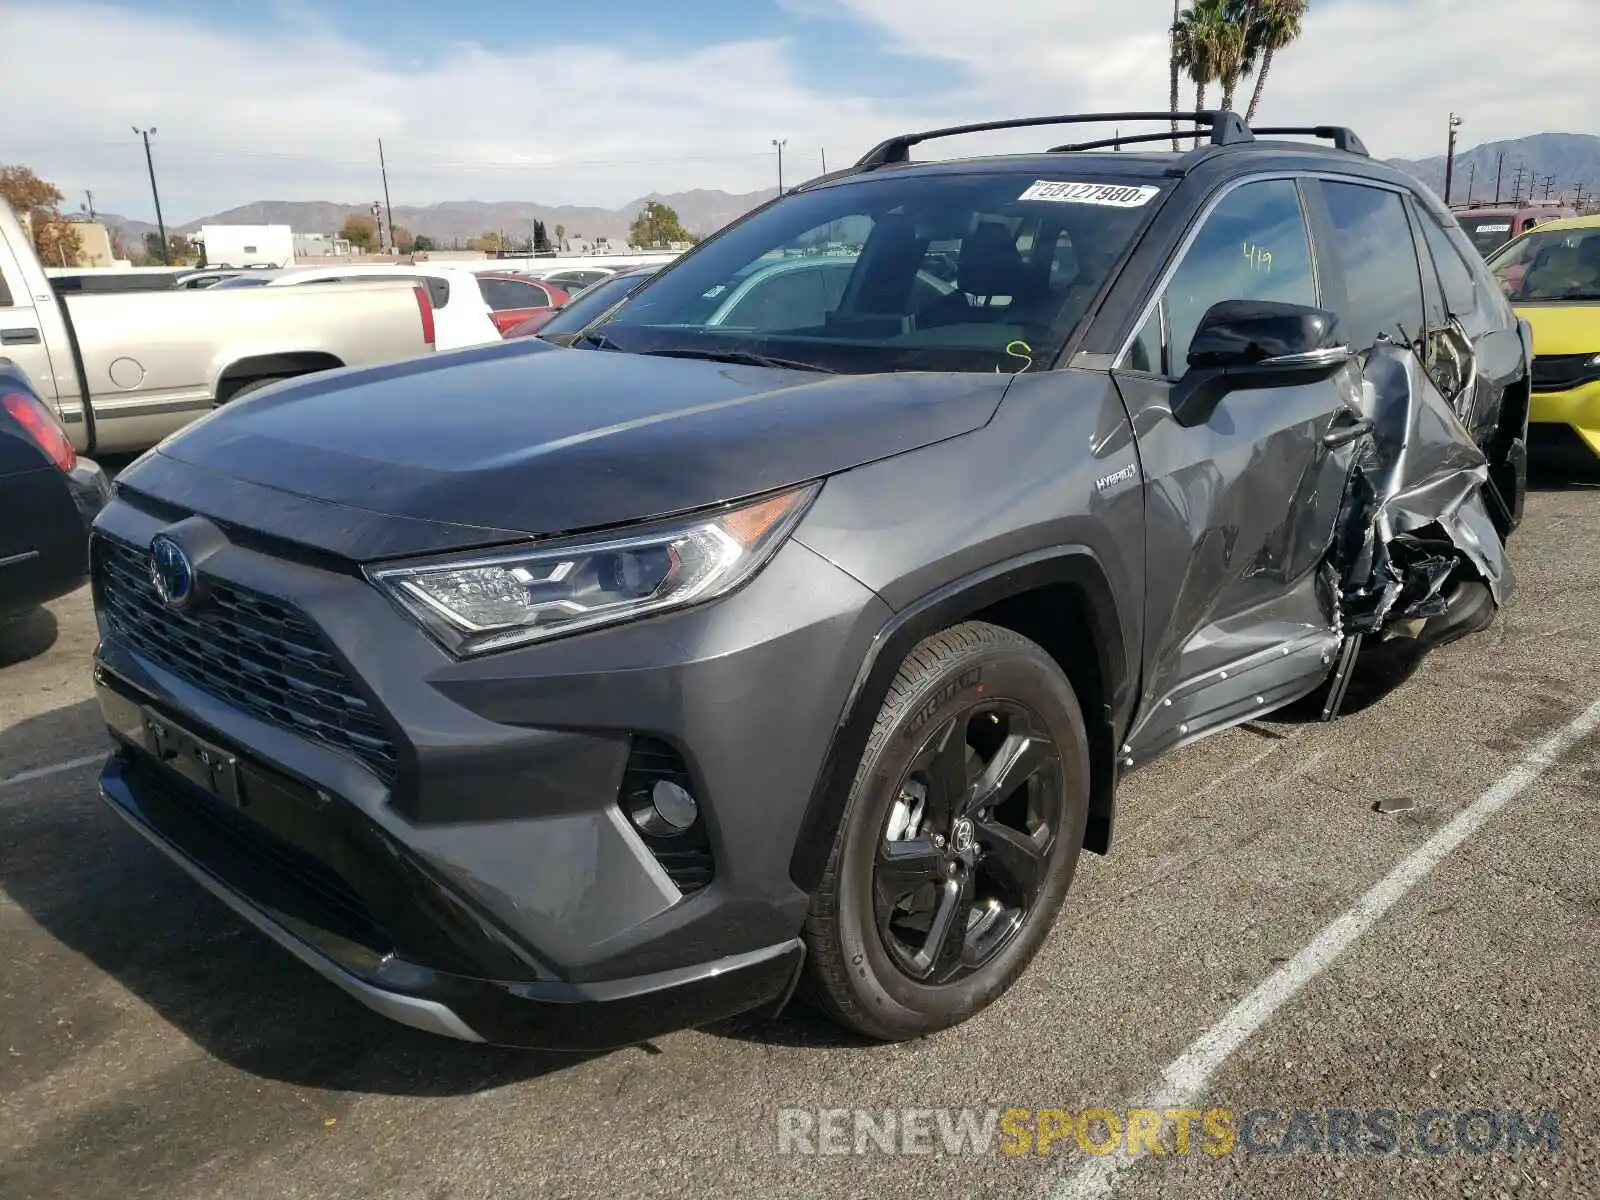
top-left (1, 476), bottom-right (1596, 1200)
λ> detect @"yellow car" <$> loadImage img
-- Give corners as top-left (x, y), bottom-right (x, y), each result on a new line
top-left (1485, 214), bottom-right (1600, 461)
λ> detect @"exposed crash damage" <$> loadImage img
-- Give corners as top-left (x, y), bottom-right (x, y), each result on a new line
top-left (1321, 342), bottom-right (1516, 717)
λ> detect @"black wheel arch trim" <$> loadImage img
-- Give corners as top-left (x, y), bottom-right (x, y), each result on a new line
top-left (789, 545), bottom-right (1130, 893)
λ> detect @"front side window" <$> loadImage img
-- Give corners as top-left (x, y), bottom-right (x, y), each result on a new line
top-left (1487, 226), bottom-right (1600, 303)
top-left (592, 172), bottom-right (1164, 373)
top-left (1131, 178), bottom-right (1317, 375)
top-left (1317, 182), bottom-right (1425, 354)
top-left (1418, 211), bottom-right (1482, 322)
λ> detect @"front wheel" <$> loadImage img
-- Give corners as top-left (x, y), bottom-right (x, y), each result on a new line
top-left (802, 621), bottom-right (1090, 1041)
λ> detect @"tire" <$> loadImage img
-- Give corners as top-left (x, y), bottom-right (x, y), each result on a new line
top-left (802, 621), bottom-right (1091, 1041)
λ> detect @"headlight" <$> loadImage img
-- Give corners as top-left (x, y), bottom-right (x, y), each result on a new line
top-left (368, 485), bottom-right (816, 656)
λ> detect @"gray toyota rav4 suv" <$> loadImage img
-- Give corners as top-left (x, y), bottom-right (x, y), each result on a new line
top-left (90, 112), bottom-right (1529, 1048)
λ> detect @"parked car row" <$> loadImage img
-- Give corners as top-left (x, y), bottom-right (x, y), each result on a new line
top-left (0, 200), bottom-right (440, 455)
top-left (79, 110), bottom-right (1532, 1056)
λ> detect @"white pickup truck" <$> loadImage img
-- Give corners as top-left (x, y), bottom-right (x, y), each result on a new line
top-left (0, 202), bottom-right (437, 454)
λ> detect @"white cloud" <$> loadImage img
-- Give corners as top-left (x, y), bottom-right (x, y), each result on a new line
top-left (1, 0), bottom-right (1595, 222)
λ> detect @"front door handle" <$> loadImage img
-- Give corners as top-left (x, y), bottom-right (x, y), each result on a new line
top-left (0, 328), bottom-right (42, 346)
top-left (1323, 414), bottom-right (1374, 448)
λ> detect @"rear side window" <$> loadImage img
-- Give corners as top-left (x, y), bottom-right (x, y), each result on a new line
top-left (1143, 178), bottom-right (1318, 374)
top-left (478, 276), bottom-right (547, 311)
top-left (0, 268), bottom-right (11, 307)
top-left (1317, 182), bottom-right (1425, 353)
top-left (413, 276), bottom-right (450, 310)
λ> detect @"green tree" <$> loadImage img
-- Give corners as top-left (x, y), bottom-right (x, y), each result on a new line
top-left (390, 225), bottom-right (416, 252)
top-left (554, 222), bottom-right (566, 251)
top-left (533, 220), bottom-right (551, 252)
top-left (0, 164), bottom-right (83, 266)
top-left (628, 202), bottom-right (689, 248)
top-left (467, 230), bottom-right (504, 253)
top-left (412, 234), bottom-right (435, 252)
top-left (1243, 0), bottom-right (1306, 121)
top-left (340, 214), bottom-right (378, 252)
top-left (142, 231), bottom-right (194, 265)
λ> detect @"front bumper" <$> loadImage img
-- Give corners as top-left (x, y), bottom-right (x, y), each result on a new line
top-left (100, 746), bottom-right (804, 1047)
top-left (1529, 378), bottom-right (1600, 460)
top-left (90, 488), bottom-right (889, 1046)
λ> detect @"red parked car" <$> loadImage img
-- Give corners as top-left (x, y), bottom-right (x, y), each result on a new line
top-left (474, 272), bottom-right (569, 336)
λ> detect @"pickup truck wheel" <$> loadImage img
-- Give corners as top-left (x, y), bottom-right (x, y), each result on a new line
top-left (802, 621), bottom-right (1090, 1041)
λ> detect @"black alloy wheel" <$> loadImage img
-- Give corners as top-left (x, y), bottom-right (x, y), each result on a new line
top-left (803, 621), bottom-right (1091, 1041)
top-left (874, 699), bottom-right (1064, 984)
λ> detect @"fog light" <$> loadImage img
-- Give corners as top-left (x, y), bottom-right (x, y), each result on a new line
top-left (629, 779), bottom-right (699, 836)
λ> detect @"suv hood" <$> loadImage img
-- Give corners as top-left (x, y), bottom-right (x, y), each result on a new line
top-left (139, 340), bottom-right (1008, 558)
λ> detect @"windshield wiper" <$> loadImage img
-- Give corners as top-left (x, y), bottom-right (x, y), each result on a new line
top-left (639, 347), bottom-right (837, 373)
top-left (575, 329), bottom-right (624, 351)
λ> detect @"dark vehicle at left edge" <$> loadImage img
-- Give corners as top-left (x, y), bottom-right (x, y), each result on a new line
top-left (0, 359), bottom-right (109, 617)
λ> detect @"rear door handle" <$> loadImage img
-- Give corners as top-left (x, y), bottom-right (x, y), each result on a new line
top-left (1323, 414), bottom-right (1374, 448)
top-left (0, 328), bottom-right (42, 345)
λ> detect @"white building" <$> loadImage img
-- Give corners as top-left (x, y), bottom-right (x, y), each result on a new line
top-left (197, 224), bottom-right (294, 268)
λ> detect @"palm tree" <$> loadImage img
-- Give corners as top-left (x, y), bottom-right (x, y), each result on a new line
top-left (1173, 0), bottom-right (1231, 144)
top-left (1244, 0), bottom-right (1307, 122)
top-left (1169, 0), bottom-right (1182, 150)
top-left (1217, 0), bottom-right (1258, 114)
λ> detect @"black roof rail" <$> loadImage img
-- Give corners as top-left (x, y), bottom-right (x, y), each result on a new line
top-left (1048, 129), bottom-right (1218, 153)
top-left (855, 110), bottom-right (1254, 168)
top-left (1250, 126), bottom-right (1369, 157)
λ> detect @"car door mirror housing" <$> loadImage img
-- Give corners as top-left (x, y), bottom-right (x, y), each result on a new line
top-left (1172, 300), bottom-right (1352, 427)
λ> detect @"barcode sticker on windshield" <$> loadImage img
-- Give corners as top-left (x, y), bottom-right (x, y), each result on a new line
top-left (1018, 181), bottom-right (1160, 208)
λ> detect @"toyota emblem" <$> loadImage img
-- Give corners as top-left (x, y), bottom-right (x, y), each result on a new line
top-left (149, 534), bottom-right (195, 609)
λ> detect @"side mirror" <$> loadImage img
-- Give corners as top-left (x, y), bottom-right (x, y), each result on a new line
top-left (1172, 300), bottom-right (1352, 427)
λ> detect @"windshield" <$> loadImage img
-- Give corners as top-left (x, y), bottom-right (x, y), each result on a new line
top-left (1487, 225), bottom-right (1600, 303)
top-left (539, 270), bottom-right (658, 339)
top-left (1461, 215), bottom-right (1518, 257)
top-left (590, 172), bottom-right (1164, 373)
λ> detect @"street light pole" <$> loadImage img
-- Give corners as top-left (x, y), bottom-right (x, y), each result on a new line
top-left (772, 138), bottom-right (788, 197)
top-left (378, 139), bottom-right (395, 251)
top-left (1443, 112), bottom-right (1463, 206)
top-left (1465, 161), bottom-right (1476, 205)
top-left (132, 126), bottom-right (168, 264)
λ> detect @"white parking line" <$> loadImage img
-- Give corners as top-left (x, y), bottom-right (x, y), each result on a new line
top-left (0, 753), bottom-right (104, 792)
top-left (1044, 695), bottom-right (1600, 1200)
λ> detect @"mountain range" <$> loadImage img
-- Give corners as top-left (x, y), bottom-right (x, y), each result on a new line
top-left (1387, 132), bottom-right (1600, 205)
top-left (99, 188), bottom-right (776, 250)
top-left (96, 132), bottom-right (1600, 252)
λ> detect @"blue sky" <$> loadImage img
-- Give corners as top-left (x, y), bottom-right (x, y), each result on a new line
top-left (1, 0), bottom-right (1595, 223)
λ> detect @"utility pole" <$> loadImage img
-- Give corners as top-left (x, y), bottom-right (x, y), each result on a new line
top-left (1540, 173), bottom-right (1557, 200)
top-left (378, 139), bottom-right (395, 253)
top-left (1443, 113), bottom-right (1463, 205)
top-left (772, 138), bottom-right (787, 197)
top-left (370, 201), bottom-right (383, 253)
top-left (1464, 162), bottom-right (1476, 205)
top-left (1493, 152), bottom-right (1505, 204)
top-left (132, 127), bottom-right (169, 264)
top-left (83, 190), bottom-right (96, 219)
top-left (1510, 164), bottom-right (1529, 205)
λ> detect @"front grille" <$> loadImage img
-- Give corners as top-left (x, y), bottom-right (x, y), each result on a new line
top-left (619, 737), bottom-right (713, 895)
top-left (1531, 353), bottom-right (1600, 393)
top-left (95, 536), bottom-right (398, 782)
